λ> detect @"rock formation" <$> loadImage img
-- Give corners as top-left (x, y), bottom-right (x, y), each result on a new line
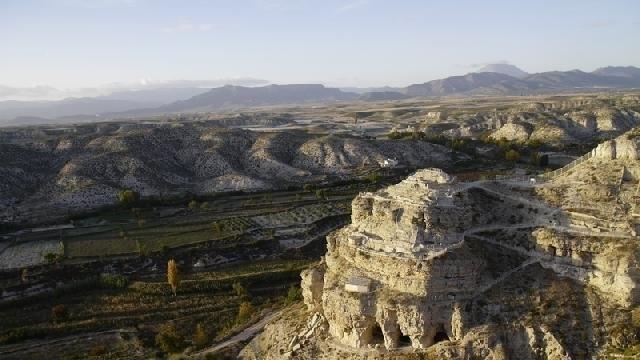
top-left (243, 134), bottom-right (640, 359)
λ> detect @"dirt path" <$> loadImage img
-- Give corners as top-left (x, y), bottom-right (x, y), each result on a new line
top-left (191, 309), bottom-right (283, 358)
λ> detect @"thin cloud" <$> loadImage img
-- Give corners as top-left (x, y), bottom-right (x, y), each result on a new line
top-left (337, 0), bottom-right (369, 13)
top-left (162, 22), bottom-right (214, 33)
top-left (467, 60), bottom-right (511, 68)
top-left (48, 0), bottom-right (138, 8)
top-left (584, 20), bottom-right (614, 28)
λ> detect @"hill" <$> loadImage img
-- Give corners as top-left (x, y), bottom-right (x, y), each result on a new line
top-left (476, 63), bottom-right (529, 78)
top-left (155, 84), bottom-right (358, 113)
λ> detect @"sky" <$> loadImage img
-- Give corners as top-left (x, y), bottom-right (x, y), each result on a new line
top-left (1, 0), bottom-right (639, 89)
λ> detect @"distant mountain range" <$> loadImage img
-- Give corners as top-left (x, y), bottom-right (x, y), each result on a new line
top-left (407, 65), bottom-right (640, 97)
top-left (156, 84), bottom-right (357, 113)
top-left (1, 65), bottom-right (639, 126)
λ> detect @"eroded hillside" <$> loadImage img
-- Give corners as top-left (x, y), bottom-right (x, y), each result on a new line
top-left (0, 122), bottom-right (459, 225)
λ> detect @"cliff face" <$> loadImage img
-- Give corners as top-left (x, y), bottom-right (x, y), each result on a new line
top-left (243, 138), bottom-right (640, 359)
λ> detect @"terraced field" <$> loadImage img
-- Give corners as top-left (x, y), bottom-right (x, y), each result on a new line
top-left (0, 260), bottom-right (310, 359)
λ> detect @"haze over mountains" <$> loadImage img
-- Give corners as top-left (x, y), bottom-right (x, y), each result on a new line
top-left (1, 65), bottom-right (639, 126)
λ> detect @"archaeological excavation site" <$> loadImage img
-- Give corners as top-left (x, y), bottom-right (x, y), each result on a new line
top-left (241, 132), bottom-right (640, 359)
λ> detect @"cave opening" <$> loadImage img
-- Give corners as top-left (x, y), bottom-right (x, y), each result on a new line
top-left (398, 332), bottom-right (412, 347)
top-left (433, 323), bottom-right (450, 344)
top-left (371, 323), bottom-right (385, 344)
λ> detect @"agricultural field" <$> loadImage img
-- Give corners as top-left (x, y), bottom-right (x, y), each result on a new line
top-left (0, 260), bottom-right (310, 359)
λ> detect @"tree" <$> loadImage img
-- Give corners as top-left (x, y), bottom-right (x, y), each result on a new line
top-left (505, 149), bottom-right (521, 162)
top-left (193, 323), bottom-right (208, 349)
top-left (284, 285), bottom-right (302, 305)
top-left (117, 189), bottom-right (139, 207)
top-left (51, 304), bottom-right (68, 323)
top-left (188, 200), bottom-right (199, 209)
top-left (539, 154), bottom-right (549, 167)
top-left (155, 323), bottom-right (186, 354)
top-left (44, 252), bottom-right (61, 264)
top-left (167, 259), bottom-right (180, 296)
top-left (232, 282), bottom-right (248, 298)
top-left (236, 301), bottom-right (254, 324)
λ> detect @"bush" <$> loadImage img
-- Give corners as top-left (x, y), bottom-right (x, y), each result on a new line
top-left (188, 200), bottom-right (199, 209)
top-left (155, 323), bottom-right (187, 354)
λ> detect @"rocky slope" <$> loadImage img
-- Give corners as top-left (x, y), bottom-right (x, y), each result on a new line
top-left (242, 134), bottom-right (640, 359)
top-left (0, 123), bottom-right (460, 225)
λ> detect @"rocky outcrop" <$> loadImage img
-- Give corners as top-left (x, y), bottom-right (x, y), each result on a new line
top-left (489, 122), bottom-right (532, 142)
top-left (245, 147), bottom-right (640, 358)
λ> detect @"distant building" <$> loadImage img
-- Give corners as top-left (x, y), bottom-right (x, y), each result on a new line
top-left (382, 158), bottom-right (399, 168)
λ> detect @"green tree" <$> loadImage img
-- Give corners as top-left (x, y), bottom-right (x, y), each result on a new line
top-left (284, 285), bottom-right (302, 305)
top-left (505, 149), bottom-right (521, 162)
top-left (367, 171), bottom-right (380, 184)
top-left (44, 252), bottom-right (61, 264)
top-left (117, 189), bottom-right (139, 207)
top-left (188, 200), bottom-right (199, 209)
top-left (232, 282), bottom-right (248, 298)
top-left (155, 323), bottom-right (187, 354)
top-left (236, 301), bottom-right (254, 324)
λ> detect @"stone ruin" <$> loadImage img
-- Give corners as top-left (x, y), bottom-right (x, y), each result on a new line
top-left (301, 168), bottom-right (484, 350)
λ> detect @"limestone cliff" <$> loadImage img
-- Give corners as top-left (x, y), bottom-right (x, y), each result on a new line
top-left (242, 138), bottom-right (640, 359)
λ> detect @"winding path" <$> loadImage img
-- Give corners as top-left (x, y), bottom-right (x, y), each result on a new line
top-left (191, 310), bottom-right (283, 358)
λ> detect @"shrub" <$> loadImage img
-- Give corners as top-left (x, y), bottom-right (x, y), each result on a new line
top-left (155, 323), bottom-right (187, 354)
top-left (188, 200), bottom-right (199, 209)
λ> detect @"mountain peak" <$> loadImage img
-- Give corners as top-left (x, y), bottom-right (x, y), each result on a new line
top-left (475, 63), bottom-right (529, 78)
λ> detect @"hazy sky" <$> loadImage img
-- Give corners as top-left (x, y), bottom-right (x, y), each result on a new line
top-left (1, 0), bottom-right (639, 88)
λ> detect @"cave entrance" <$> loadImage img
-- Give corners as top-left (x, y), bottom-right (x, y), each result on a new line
top-left (371, 323), bottom-right (384, 345)
top-left (398, 332), bottom-right (412, 348)
top-left (433, 323), bottom-right (450, 344)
